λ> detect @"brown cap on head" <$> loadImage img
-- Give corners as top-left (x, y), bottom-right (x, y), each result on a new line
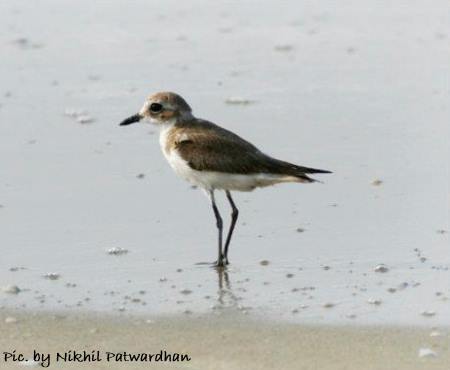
top-left (148, 92), bottom-right (192, 113)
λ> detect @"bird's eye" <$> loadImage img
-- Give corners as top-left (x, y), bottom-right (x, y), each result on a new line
top-left (149, 103), bottom-right (163, 113)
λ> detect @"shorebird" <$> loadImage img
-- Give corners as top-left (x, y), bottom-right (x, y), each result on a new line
top-left (120, 92), bottom-right (331, 267)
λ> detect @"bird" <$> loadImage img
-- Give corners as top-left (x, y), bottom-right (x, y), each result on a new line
top-left (119, 92), bottom-right (331, 267)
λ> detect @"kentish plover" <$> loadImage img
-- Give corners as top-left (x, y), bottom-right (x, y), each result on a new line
top-left (120, 92), bottom-right (331, 267)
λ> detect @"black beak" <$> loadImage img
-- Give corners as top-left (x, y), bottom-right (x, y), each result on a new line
top-left (119, 113), bottom-right (142, 126)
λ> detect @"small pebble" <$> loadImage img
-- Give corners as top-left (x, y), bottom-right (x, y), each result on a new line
top-left (323, 302), bottom-right (335, 308)
top-left (418, 348), bottom-right (437, 358)
top-left (2, 285), bottom-right (21, 294)
top-left (43, 273), bottom-right (60, 280)
top-left (5, 316), bottom-right (18, 324)
top-left (12, 37), bottom-right (29, 46)
top-left (225, 97), bottom-right (254, 105)
top-left (9, 267), bottom-right (25, 272)
top-left (372, 179), bottom-right (383, 186)
top-left (76, 115), bottom-right (94, 124)
top-left (64, 109), bottom-right (95, 124)
top-left (430, 330), bottom-right (442, 337)
top-left (374, 264), bottom-right (389, 273)
top-left (107, 247), bottom-right (129, 255)
top-left (421, 310), bottom-right (436, 317)
top-left (367, 298), bottom-right (382, 305)
top-left (260, 260), bottom-right (270, 266)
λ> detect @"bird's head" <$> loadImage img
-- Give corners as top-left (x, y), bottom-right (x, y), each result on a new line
top-left (119, 91), bottom-right (192, 126)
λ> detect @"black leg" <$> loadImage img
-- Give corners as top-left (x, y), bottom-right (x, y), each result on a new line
top-left (209, 190), bottom-right (224, 267)
top-left (223, 190), bottom-right (239, 264)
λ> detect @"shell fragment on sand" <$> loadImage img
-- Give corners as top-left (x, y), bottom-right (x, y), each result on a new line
top-left (107, 247), bottom-right (129, 256)
top-left (374, 264), bottom-right (389, 273)
top-left (2, 285), bottom-right (21, 294)
top-left (418, 348), bottom-right (437, 358)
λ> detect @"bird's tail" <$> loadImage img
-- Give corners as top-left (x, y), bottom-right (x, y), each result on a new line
top-left (271, 160), bottom-right (332, 183)
top-left (262, 155), bottom-right (332, 183)
top-left (299, 166), bottom-right (332, 174)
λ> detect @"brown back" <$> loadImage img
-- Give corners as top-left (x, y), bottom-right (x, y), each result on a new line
top-left (170, 118), bottom-right (328, 182)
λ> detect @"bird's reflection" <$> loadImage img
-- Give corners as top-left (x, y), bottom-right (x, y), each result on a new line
top-left (215, 267), bottom-right (240, 309)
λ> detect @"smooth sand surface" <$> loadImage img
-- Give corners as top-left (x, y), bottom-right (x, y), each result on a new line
top-left (1, 0), bottom-right (449, 329)
top-left (0, 311), bottom-right (449, 370)
top-left (1, 0), bottom-right (449, 326)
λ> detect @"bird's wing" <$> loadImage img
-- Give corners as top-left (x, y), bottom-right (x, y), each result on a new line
top-left (173, 120), bottom-right (331, 180)
top-left (173, 122), bottom-right (269, 174)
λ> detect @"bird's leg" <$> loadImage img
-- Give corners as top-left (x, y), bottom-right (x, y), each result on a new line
top-left (223, 190), bottom-right (239, 265)
top-left (209, 190), bottom-right (224, 267)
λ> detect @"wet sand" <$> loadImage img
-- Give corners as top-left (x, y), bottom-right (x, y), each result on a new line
top-left (1, 0), bottom-right (448, 325)
top-left (1, 311), bottom-right (449, 370)
top-left (0, 1), bottom-right (449, 368)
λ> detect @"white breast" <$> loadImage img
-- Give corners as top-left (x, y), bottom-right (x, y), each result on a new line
top-left (159, 123), bottom-right (196, 184)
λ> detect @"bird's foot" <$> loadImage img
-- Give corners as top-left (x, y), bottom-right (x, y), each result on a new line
top-left (195, 255), bottom-right (229, 268)
top-left (216, 255), bottom-right (229, 268)
top-left (195, 260), bottom-right (226, 267)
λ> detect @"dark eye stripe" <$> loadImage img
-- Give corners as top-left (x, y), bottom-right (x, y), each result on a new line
top-left (150, 103), bottom-right (163, 113)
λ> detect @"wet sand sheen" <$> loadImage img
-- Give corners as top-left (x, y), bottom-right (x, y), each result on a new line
top-left (1, 311), bottom-right (449, 370)
top-left (0, 4), bottom-right (448, 368)
top-left (0, 0), bottom-right (448, 326)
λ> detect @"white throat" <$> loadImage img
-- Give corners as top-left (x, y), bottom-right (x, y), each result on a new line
top-left (158, 119), bottom-right (177, 155)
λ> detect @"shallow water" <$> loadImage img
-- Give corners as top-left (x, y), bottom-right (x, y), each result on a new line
top-left (0, 0), bottom-right (449, 325)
